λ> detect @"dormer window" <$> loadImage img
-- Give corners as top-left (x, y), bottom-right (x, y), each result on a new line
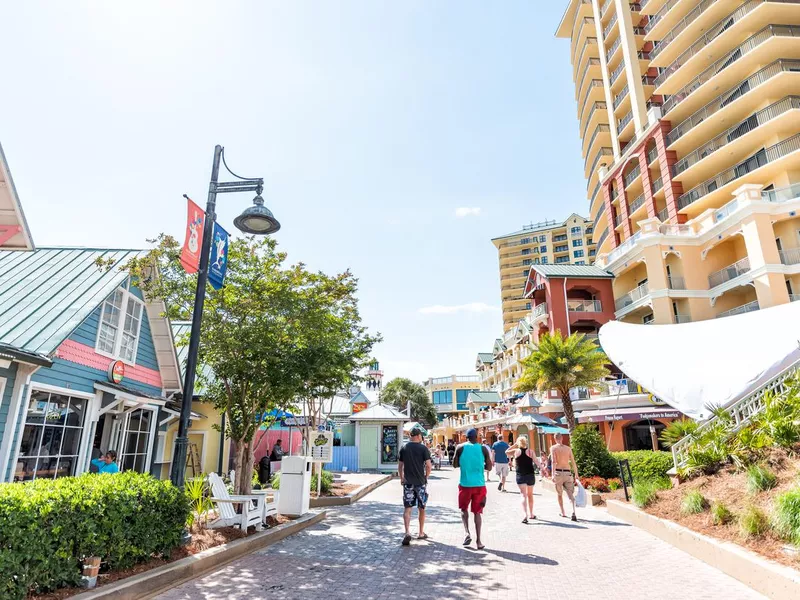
top-left (96, 282), bottom-right (144, 363)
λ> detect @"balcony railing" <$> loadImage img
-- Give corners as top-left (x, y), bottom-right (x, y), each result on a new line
top-left (568, 299), bottom-right (603, 313)
top-left (601, 0), bottom-right (613, 15)
top-left (667, 275), bottom-right (686, 290)
top-left (579, 81), bottom-right (605, 122)
top-left (678, 133), bottom-right (800, 211)
top-left (629, 193), bottom-right (645, 213)
top-left (604, 13), bottom-right (619, 38)
top-left (597, 228), bottom-right (610, 247)
top-left (716, 300), bottom-right (760, 318)
top-left (763, 182), bottom-right (800, 203)
top-left (645, 0), bottom-right (680, 33)
top-left (606, 230), bottom-right (642, 264)
top-left (780, 248), bottom-right (800, 265)
top-left (606, 37), bottom-right (621, 63)
top-left (617, 111), bottom-right (633, 133)
top-left (651, 176), bottom-right (663, 193)
top-left (647, 145), bottom-right (658, 165)
top-left (588, 147), bottom-right (614, 177)
top-left (662, 25), bottom-right (800, 116)
top-left (615, 281), bottom-right (650, 311)
top-left (651, 0), bottom-right (715, 60)
top-left (553, 234), bottom-right (568, 242)
top-left (586, 124), bottom-right (611, 152)
top-left (674, 314), bottom-right (692, 323)
top-left (532, 302), bottom-right (548, 319)
top-left (666, 60), bottom-right (800, 147)
top-left (657, 206), bottom-right (669, 221)
top-left (610, 61), bottom-right (626, 85)
top-left (614, 213), bottom-right (623, 227)
top-left (624, 164), bottom-right (641, 187)
top-left (613, 84), bottom-right (629, 109)
top-left (554, 245), bottom-right (569, 253)
top-left (708, 257), bottom-right (751, 288)
top-left (581, 101), bottom-right (608, 140)
top-left (576, 38), bottom-right (599, 79)
top-left (791, 294), bottom-right (800, 302)
top-left (572, 17), bottom-right (595, 58)
top-left (673, 97), bottom-right (800, 177)
top-left (660, 224), bottom-right (693, 235)
top-left (577, 58), bottom-right (602, 101)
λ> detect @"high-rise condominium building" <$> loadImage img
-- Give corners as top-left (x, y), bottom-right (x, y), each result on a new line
top-left (557, 0), bottom-right (800, 324)
top-left (493, 214), bottom-right (596, 331)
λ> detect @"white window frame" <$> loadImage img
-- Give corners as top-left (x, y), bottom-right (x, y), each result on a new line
top-left (94, 282), bottom-right (145, 366)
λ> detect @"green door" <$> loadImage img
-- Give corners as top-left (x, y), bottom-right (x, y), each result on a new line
top-left (359, 425), bottom-right (378, 470)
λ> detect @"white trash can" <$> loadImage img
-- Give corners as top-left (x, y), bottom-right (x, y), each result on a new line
top-left (278, 455), bottom-right (312, 517)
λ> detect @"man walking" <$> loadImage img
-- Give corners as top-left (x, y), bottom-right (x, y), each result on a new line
top-left (491, 436), bottom-right (510, 491)
top-left (481, 438), bottom-right (492, 482)
top-left (398, 424), bottom-right (432, 546)
top-left (549, 433), bottom-right (580, 521)
top-left (453, 429), bottom-right (492, 549)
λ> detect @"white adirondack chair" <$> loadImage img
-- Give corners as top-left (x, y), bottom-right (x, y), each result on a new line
top-left (208, 472), bottom-right (264, 532)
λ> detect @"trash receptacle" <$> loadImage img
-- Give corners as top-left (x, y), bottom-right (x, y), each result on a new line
top-left (278, 455), bottom-right (312, 517)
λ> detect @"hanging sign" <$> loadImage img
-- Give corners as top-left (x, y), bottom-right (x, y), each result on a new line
top-left (208, 223), bottom-right (230, 290)
top-left (310, 431), bottom-right (334, 463)
top-left (108, 360), bottom-right (125, 384)
top-left (180, 197), bottom-right (205, 274)
top-left (352, 402), bottom-right (368, 414)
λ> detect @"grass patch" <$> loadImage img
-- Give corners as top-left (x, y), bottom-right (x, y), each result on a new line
top-left (739, 504), bottom-right (769, 539)
top-left (680, 490), bottom-right (708, 515)
top-left (746, 464), bottom-right (777, 494)
top-left (710, 501), bottom-right (733, 526)
top-left (772, 487), bottom-right (800, 545)
top-left (631, 478), bottom-right (671, 508)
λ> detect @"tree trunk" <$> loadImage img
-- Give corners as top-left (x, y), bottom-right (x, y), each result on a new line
top-left (560, 387), bottom-right (577, 432)
top-left (234, 440), bottom-right (254, 495)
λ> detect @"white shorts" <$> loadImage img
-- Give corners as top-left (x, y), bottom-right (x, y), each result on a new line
top-left (495, 463), bottom-right (510, 477)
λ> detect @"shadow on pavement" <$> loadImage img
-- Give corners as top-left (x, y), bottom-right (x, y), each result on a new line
top-left (482, 547), bottom-right (559, 566)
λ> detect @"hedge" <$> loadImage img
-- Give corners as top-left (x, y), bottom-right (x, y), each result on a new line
top-left (0, 472), bottom-right (189, 600)
top-left (612, 450), bottom-right (673, 482)
top-left (571, 425), bottom-right (618, 478)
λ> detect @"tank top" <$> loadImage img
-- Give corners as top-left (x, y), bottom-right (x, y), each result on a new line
top-left (458, 443), bottom-right (487, 487)
top-left (515, 449), bottom-right (535, 476)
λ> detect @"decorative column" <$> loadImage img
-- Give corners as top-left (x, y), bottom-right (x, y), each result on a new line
top-left (616, 171), bottom-right (633, 240)
top-left (652, 122), bottom-right (686, 224)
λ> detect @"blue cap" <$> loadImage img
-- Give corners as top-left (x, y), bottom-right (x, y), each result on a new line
top-left (466, 428), bottom-right (478, 440)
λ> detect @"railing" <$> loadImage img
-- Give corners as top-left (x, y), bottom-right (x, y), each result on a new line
top-left (587, 147), bottom-right (614, 177)
top-left (606, 230), bottom-right (642, 264)
top-left (708, 257), bottom-right (751, 288)
top-left (678, 133), bottom-right (800, 210)
top-left (763, 182), bottom-right (800, 203)
top-left (579, 81), bottom-right (605, 124)
top-left (647, 146), bottom-right (658, 165)
top-left (716, 300), bottom-right (760, 318)
top-left (624, 164), bottom-right (641, 187)
top-left (660, 224), bottom-right (693, 235)
top-left (657, 206), bottom-right (668, 221)
top-left (604, 13), bottom-right (619, 38)
top-left (532, 302), bottom-right (548, 319)
top-left (571, 17), bottom-right (596, 59)
top-left (576, 38), bottom-right (599, 78)
top-left (673, 97), bottom-right (800, 176)
top-left (555, 256), bottom-right (571, 264)
top-left (651, 0), bottom-right (715, 60)
top-left (791, 294), bottom-right (800, 302)
top-left (671, 352), bottom-right (800, 469)
top-left (651, 176), bottom-right (663, 193)
top-left (597, 228), bottom-right (610, 247)
top-left (667, 275), bottom-right (686, 289)
top-left (614, 213), bottom-right (623, 227)
top-left (674, 314), bottom-right (692, 323)
top-left (645, 0), bottom-right (680, 33)
top-left (568, 299), bottom-right (603, 312)
top-left (586, 124), bottom-right (611, 152)
top-left (629, 193), bottom-right (645, 213)
top-left (617, 111), bottom-right (633, 133)
top-left (606, 37), bottom-right (621, 63)
top-left (615, 281), bottom-right (650, 311)
top-left (666, 60), bottom-right (800, 147)
top-left (613, 84), bottom-right (629, 109)
top-left (554, 245), bottom-right (569, 253)
top-left (662, 25), bottom-right (800, 116)
top-left (601, 0), bottom-right (613, 15)
top-left (713, 198), bottom-right (739, 224)
top-left (581, 101), bottom-right (608, 140)
top-left (577, 58), bottom-right (602, 102)
top-left (553, 234), bottom-right (568, 242)
top-left (780, 248), bottom-right (800, 265)
top-left (610, 60), bottom-right (626, 85)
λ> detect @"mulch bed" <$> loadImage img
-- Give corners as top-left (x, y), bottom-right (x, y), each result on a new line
top-left (638, 448), bottom-right (800, 569)
top-left (30, 518), bottom-right (288, 599)
top-left (311, 481), bottom-right (359, 498)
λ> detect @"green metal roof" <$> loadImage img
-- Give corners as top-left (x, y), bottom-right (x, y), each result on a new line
top-left (531, 264), bottom-right (613, 279)
top-left (476, 352), bottom-right (494, 364)
top-left (0, 247), bottom-right (144, 357)
top-left (466, 391), bottom-right (501, 404)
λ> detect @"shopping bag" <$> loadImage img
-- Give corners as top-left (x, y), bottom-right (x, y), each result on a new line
top-left (575, 480), bottom-right (587, 508)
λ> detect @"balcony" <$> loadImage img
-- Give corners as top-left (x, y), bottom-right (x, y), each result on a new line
top-left (606, 37), bottom-right (621, 64)
top-left (581, 101), bottom-right (608, 140)
top-left (601, 0), bottom-right (613, 15)
top-left (610, 61), bottom-right (626, 86)
top-left (586, 124), bottom-right (612, 154)
top-left (579, 81), bottom-right (605, 121)
top-left (613, 84), bottom-right (629, 109)
top-left (674, 314), bottom-right (692, 323)
top-left (647, 145), bottom-right (659, 165)
top-left (606, 230), bottom-right (642, 265)
top-left (661, 223), bottom-right (693, 235)
top-left (617, 111), bottom-right (633, 134)
top-left (615, 282), bottom-right (649, 311)
top-left (614, 213), bottom-right (623, 228)
top-left (708, 257), bottom-right (751, 288)
top-left (763, 182), bottom-right (800, 203)
top-left (624, 164), bottom-right (641, 188)
top-left (716, 300), bottom-right (760, 318)
top-left (629, 193), bottom-right (646, 214)
top-left (657, 206), bottom-right (669, 222)
top-left (667, 275), bottom-right (686, 290)
top-left (532, 302), bottom-right (548, 321)
top-left (554, 245), bottom-right (569, 253)
top-left (597, 228), bottom-right (610, 248)
top-left (568, 299), bottom-right (603, 313)
top-left (603, 13), bottom-right (619, 39)
top-left (673, 96), bottom-right (800, 177)
top-left (650, 0), bottom-right (715, 61)
top-left (651, 176), bottom-right (664, 193)
top-left (576, 38), bottom-right (600, 80)
top-left (645, 0), bottom-right (679, 33)
top-left (780, 248), bottom-right (800, 265)
top-left (587, 147), bottom-right (614, 179)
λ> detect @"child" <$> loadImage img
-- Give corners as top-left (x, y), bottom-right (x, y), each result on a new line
top-left (91, 450), bottom-right (120, 474)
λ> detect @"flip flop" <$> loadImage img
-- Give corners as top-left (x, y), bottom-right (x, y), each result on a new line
top-left (571, 514), bottom-right (578, 522)
top-left (476, 544), bottom-right (486, 550)
top-left (463, 535), bottom-right (472, 546)
top-left (417, 533), bottom-right (429, 540)
top-left (522, 518), bottom-right (528, 524)
top-left (402, 534), bottom-right (412, 546)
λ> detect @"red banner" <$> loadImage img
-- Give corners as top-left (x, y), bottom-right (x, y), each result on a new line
top-left (180, 198), bottom-right (205, 274)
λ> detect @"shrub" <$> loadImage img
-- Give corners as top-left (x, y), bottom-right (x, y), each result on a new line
top-left (739, 504), bottom-right (769, 539)
top-left (580, 476), bottom-right (609, 493)
top-left (270, 471), bottom-right (281, 489)
top-left (746, 464), bottom-right (777, 494)
top-left (772, 487), bottom-right (800, 545)
top-left (608, 478), bottom-right (622, 491)
top-left (612, 450), bottom-right (673, 482)
top-left (571, 425), bottom-right (618, 478)
top-left (680, 490), bottom-right (708, 515)
top-left (659, 419), bottom-right (699, 449)
top-left (710, 501), bottom-right (733, 526)
top-left (630, 478), bottom-right (671, 508)
top-left (185, 476), bottom-right (213, 527)
top-left (0, 472), bottom-right (188, 600)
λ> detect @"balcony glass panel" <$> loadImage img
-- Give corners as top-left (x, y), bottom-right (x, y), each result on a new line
top-left (615, 281), bottom-right (650, 311)
top-left (568, 299), bottom-right (602, 312)
top-left (708, 257), bottom-right (751, 288)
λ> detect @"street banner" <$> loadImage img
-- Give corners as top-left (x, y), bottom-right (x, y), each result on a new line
top-left (208, 223), bottom-right (230, 290)
top-left (180, 198), bottom-right (205, 274)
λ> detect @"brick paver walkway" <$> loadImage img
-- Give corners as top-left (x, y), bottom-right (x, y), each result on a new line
top-left (156, 467), bottom-right (764, 599)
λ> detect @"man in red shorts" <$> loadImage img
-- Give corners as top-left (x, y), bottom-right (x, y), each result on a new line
top-left (453, 428), bottom-right (492, 549)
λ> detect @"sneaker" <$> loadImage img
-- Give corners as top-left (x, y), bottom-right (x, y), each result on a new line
top-left (497, 482), bottom-right (502, 491)
top-left (402, 534), bottom-right (412, 546)
top-left (571, 514), bottom-right (577, 522)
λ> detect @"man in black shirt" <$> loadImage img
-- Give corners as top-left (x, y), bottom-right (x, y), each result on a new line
top-left (398, 424), bottom-right (432, 546)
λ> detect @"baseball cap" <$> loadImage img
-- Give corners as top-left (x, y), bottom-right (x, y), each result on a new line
top-left (466, 428), bottom-right (478, 440)
top-left (409, 424), bottom-right (426, 436)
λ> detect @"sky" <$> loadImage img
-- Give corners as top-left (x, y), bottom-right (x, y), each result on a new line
top-left (0, 1), bottom-right (588, 384)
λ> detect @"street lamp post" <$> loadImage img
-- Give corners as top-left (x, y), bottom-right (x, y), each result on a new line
top-left (170, 145), bottom-right (280, 489)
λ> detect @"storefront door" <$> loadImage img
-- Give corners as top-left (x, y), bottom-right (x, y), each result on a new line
top-left (359, 424), bottom-right (378, 470)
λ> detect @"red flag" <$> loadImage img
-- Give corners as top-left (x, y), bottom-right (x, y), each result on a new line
top-left (180, 197), bottom-right (205, 274)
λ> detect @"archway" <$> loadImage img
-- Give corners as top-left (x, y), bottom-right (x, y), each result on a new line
top-left (623, 419), bottom-right (667, 451)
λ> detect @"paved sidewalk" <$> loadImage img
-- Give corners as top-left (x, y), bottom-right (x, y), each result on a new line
top-left (156, 468), bottom-right (764, 600)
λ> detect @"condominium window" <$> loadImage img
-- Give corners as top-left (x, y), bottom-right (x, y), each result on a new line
top-left (539, 235), bottom-right (546, 242)
top-left (570, 226), bottom-right (582, 235)
top-left (573, 239), bottom-right (583, 247)
top-left (521, 248), bottom-right (530, 255)
top-left (574, 250), bottom-right (584, 258)
top-left (523, 269), bottom-right (530, 277)
top-left (520, 237), bottom-right (531, 244)
top-left (589, 249), bottom-right (596, 256)
top-left (575, 261), bottom-right (586, 265)
top-left (540, 246), bottom-right (547, 253)
top-left (587, 238), bottom-right (593, 245)
top-left (586, 227), bottom-right (594, 234)
top-left (432, 390), bottom-right (454, 405)
top-left (97, 283), bottom-right (144, 363)
top-left (525, 302), bottom-right (531, 310)
top-left (555, 256), bottom-right (569, 264)
top-left (541, 257), bottom-right (548, 264)
top-left (523, 259), bottom-right (532, 265)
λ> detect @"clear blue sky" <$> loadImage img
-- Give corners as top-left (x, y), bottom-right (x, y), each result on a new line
top-left (1, 1), bottom-right (588, 383)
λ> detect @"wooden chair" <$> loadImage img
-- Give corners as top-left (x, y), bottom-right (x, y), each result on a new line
top-left (207, 472), bottom-right (265, 532)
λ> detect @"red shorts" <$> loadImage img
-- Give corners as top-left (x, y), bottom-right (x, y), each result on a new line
top-left (458, 485), bottom-right (487, 514)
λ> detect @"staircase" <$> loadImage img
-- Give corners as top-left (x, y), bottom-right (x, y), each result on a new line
top-left (672, 358), bottom-right (800, 469)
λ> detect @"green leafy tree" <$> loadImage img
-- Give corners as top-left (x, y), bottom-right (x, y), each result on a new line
top-left (126, 234), bottom-right (379, 494)
top-left (380, 378), bottom-right (437, 427)
top-left (516, 331), bottom-right (609, 431)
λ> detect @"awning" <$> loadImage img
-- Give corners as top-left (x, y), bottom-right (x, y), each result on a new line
top-left (95, 381), bottom-right (166, 405)
top-left (575, 406), bottom-right (683, 424)
top-left (538, 425), bottom-right (570, 435)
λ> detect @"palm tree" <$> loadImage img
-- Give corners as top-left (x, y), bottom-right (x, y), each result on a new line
top-left (516, 331), bottom-right (610, 432)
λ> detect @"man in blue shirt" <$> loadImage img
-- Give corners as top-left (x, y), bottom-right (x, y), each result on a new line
top-left (453, 428), bottom-right (492, 549)
top-left (491, 437), bottom-right (510, 492)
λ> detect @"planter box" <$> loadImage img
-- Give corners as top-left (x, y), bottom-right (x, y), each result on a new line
top-left (310, 474), bottom-right (392, 508)
top-left (607, 499), bottom-right (800, 600)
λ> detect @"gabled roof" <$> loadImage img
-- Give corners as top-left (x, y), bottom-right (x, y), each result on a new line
top-left (0, 142), bottom-right (34, 251)
top-left (466, 391), bottom-right (501, 405)
top-left (349, 390), bottom-right (371, 406)
top-left (0, 247), bottom-right (144, 357)
top-left (492, 338), bottom-right (506, 355)
top-left (349, 402), bottom-right (408, 421)
top-left (532, 264), bottom-right (614, 279)
top-left (476, 352), bottom-right (494, 364)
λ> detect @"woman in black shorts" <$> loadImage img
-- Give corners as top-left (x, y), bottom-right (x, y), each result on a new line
top-left (508, 435), bottom-right (538, 523)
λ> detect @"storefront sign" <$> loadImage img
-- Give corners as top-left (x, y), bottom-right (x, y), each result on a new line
top-left (583, 410), bottom-right (681, 423)
top-left (382, 425), bottom-right (399, 463)
top-left (310, 431), bottom-right (334, 463)
top-left (108, 360), bottom-right (125, 384)
top-left (208, 223), bottom-right (230, 290)
top-left (180, 197), bottom-right (205, 274)
top-left (352, 402), bottom-right (368, 414)
top-left (281, 416), bottom-right (310, 427)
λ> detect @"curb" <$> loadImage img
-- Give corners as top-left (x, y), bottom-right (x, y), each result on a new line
top-left (310, 474), bottom-right (392, 508)
top-left (607, 499), bottom-right (800, 599)
top-left (73, 510), bottom-right (326, 600)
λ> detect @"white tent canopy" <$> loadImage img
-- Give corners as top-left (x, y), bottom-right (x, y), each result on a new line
top-left (598, 301), bottom-right (800, 420)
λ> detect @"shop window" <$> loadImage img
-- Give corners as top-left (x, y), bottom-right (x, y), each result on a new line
top-left (432, 390), bottom-right (453, 405)
top-left (15, 391), bottom-right (88, 481)
top-left (97, 284), bottom-right (144, 363)
top-left (120, 408), bottom-right (153, 473)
